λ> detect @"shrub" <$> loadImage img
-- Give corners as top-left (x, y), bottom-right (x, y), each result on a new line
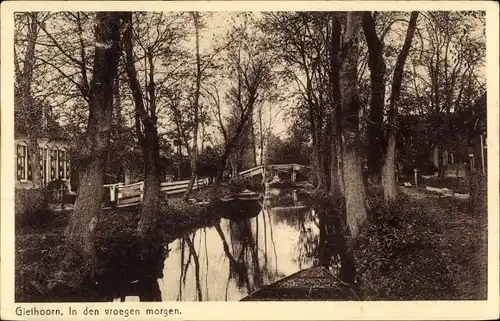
top-left (16, 234), bottom-right (91, 302)
top-left (227, 177), bottom-right (263, 194)
top-left (353, 194), bottom-right (455, 299)
top-left (15, 189), bottom-right (53, 228)
top-left (469, 171), bottom-right (487, 216)
top-left (310, 189), bottom-right (345, 214)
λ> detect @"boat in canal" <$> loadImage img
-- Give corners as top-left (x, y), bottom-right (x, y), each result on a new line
top-left (240, 265), bottom-right (361, 301)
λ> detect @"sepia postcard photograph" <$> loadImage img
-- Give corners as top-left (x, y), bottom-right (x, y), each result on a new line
top-left (1, 1), bottom-right (499, 320)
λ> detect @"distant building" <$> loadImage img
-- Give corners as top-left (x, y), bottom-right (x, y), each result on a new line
top-left (15, 137), bottom-right (71, 190)
top-left (15, 96), bottom-right (70, 190)
top-left (467, 133), bottom-right (487, 173)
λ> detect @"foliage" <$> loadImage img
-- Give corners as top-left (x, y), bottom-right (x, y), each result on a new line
top-left (15, 198), bottom-right (222, 302)
top-left (469, 171), bottom-right (487, 216)
top-left (227, 177), bottom-right (263, 194)
top-left (353, 193), bottom-right (457, 299)
top-left (197, 145), bottom-right (223, 178)
top-left (15, 189), bottom-right (52, 228)
top-left (266, 134), bottom-right (312, 166)
top-left (309, 189), bottom-right (345, 214)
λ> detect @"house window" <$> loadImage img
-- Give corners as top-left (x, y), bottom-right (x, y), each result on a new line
top-left (50, 149), bottom-right (58, 180)
top-left (58, 150), bottom-right (66, 178)
top-left (65, 157), bottom-right (70, 180)
top-left (16, 144), bottom-right (27, 180)
top-left (27, 148), bottom-right (33, 180)
top-left (39, 148), bottom-right (48, 186)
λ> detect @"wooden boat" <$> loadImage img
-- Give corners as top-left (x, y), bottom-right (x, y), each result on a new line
top-left (220, 189), bottom-right (262, 202)
top-left (236, 189), bottom-right (263, 201)
top-left (241, 266), bottom-right (361, 301)
top-left (215, 197), bottom-right (263, 222)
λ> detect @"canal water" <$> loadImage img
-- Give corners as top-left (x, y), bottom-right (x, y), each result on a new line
top-left (115, 188), bottom-right (322, 302)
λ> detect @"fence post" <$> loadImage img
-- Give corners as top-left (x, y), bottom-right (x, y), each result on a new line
top-left (117, 185), bottom-right (122, 207)
top-left (58, 187), bottom-right (65, 211)
top-left (110, 185), bottom-right (117, 209)
top-left (140, 181), bottom-right (144, 202)
top-left (414, 168), bottom-right (419, 188)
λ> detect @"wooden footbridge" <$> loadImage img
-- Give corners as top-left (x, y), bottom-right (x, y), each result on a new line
top-left (239, 163), bottom-right (308, 184)
top-left (49, 163), bottom-right (308, 211)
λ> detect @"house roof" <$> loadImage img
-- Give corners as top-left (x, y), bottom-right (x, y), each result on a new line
top-left (14, 95), bottom-right (68, 141)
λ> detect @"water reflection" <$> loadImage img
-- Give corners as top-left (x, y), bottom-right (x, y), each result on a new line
top-left (154, 189), bottom-right (317, 301)
top-left (115, 188), bottom-right (354, 301)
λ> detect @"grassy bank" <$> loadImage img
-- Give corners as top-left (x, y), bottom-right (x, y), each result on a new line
top-left (15, 200), bottom-right (220, 302)
top-left (16, 177), bottom-right (264, 302)
top-left (353, 184), bottom-right (487, 300)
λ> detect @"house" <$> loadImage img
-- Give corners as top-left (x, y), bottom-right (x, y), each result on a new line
top-left (15, 137), bottom-right (71, 190)
top-left (467, 133), bottom-right (487, 173)
top-left (15, 96), bottom-right (71, 190)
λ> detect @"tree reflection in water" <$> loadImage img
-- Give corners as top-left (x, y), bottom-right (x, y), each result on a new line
top-left (314, 199), bottom-right (357, 285)
top-left (228, 218), bottom-right (263, 292)
top-left (184, 236), bottom-right (202, 301)
top-left (274, 189), bottom-right (357, 286)
top-left (214, 202), bottom-right (288, 296)
top-left (160, 189), bottom-right (323, 301)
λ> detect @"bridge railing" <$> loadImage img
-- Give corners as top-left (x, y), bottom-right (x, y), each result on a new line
top-left (160, 177), bottom-right (210, 195)
top-left (240, 166), bottom-right (264, 178)
top-left (109, 177), bottom-right (210, 208)
top-left (238, 163), bottom-right (308, 178)
top-left (47, 177), bottom-right (213, 210)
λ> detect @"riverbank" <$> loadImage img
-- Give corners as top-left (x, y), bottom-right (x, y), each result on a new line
top-left (16, 178), bottom-right (487, 302)
top-left (15, 199), bottom-right (221, 302)
top-left (353, 185), bottom-right (487, 300)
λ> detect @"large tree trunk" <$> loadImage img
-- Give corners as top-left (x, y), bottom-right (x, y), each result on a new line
top-left (382, 12), bottom-right (419, 202)
top-left (437, 148), bottom-right (447, 184)
top-left (123, 14), bottom-right (162, 238)
top-left (314, 143), bottom-right (329, 190)
top-left (329, 14), bottom-right (344, 197)
top-left (184, 12), bottom-right (202, 201)
top-left (140, 50), bottom-right (162, 237)
top-left (432, 146), bottom-right (439, 168)
top-left (65, 13), bottom-right (123, 257)
top-left (216, 145), bottom-right (232, 182)
top-left (340, 12), bottom-right (367, 238)
top-left (138, 130), bottom-right (162, 237)
top-left (112, 75), bottom-right (126, 183)
top-left (251, 114), bottom-right (258, 167)
top-left (381, 133), bottom-right (397, 200)
top-left (362, 12), bottom-right (386, 185)
top-left (65, 158), bottom-right (104, 255)
top-left (329, 135), bottom-right (342, 196)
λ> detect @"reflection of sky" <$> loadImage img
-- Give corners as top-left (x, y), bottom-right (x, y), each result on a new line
top-left (156, 200), bottom-right (319, 301)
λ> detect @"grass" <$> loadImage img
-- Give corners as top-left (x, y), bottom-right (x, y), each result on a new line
top-left (353, 186), bottom-right (487, 300)
top-left (421, 176), bottom-right (470, 194)
top-left (15, 178), bottom-right (264, 302)
top-left (15, 199), bottom-right (221, 302)
top-left (400, 174), bottom-right (470, 194)
top-left (16, 176), bottom-right (487, 302)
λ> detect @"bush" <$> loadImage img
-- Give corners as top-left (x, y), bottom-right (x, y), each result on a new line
top-left (353, 194), bottom-right (455, 299)
top-left (15, 189), bottom-right (53, 228)
top-left (469, 171), bottom-right (487, 216)
top-left (227, 177), bottom-right (263, 194)
top-left (16, 234), bottom-right (91, 302)
top-left (310, 189), bottom-right (345, 214)
top-left (403, 159), bottom-right (438, 176)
